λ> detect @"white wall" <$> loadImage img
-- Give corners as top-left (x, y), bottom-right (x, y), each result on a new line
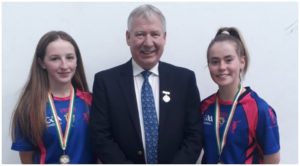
top-left (2, 2), bottom-right (298, 164)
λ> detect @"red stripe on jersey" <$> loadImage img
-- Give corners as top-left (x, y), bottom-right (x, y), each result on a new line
top-left (38, 141), bottom-right (46, 164)
top-left (268, 108), bottom-right (276, 125)
top-left (201, 94), bottom-right (216, 113)
top-left (76, 89), bottom-right (92, 106)
top-left (240, 93), bottom-right (258, 164)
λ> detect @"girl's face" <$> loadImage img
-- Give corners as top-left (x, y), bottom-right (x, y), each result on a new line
top-left (208, 41), bottom-right (245, 89)
top-left (40, 39), bottom-right (77, 87)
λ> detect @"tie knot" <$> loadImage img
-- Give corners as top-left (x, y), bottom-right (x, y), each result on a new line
top-left (142, 70), bottom-right (151, 79)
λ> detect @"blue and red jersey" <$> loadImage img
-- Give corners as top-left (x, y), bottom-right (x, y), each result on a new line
top-left (201, 87), bottom-right (280, 164)
top-left (11, 89), bottom-right (95, 164)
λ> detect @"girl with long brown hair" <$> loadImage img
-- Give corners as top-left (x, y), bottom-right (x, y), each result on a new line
top-left (11, 31), bottom-right (94, 164)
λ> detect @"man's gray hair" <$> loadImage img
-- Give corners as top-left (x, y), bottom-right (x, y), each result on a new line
top-left (127, 4), bottom-right (166, 32)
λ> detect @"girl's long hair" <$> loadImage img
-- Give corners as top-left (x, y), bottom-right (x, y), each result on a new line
top-left (11, 31), bottom-right (89, 146)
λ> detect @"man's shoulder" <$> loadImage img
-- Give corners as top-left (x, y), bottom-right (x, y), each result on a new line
top-left (159, 61), bottom-right (194, 74)
top-left (95, 61), bottom-right (130, 77)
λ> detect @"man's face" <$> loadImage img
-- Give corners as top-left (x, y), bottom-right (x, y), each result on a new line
top-left (126, 15), bottom-right (166, 70)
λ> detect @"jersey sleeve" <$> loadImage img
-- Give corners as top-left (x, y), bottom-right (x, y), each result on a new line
top-left (11, 125), bottom-right (35, 151)
top-left (256, 102), bottom-right (280, 155)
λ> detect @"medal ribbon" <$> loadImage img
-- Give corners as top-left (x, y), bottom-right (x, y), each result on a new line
top-left (48, 86), bottom-right (75, 151)
top-left (215, 84), bottom-right (243, 159)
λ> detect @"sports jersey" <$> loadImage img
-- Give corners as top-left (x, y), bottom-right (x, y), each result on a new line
top-left (11, 89), bottom-right (95, 164)
top-left (201, 87), bottom-right (280, 164)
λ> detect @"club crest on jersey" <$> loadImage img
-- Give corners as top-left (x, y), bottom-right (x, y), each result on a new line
top-left (219, 117), bottom-right (225, 126)
top-left (231, 120), bottom-right (241, 134)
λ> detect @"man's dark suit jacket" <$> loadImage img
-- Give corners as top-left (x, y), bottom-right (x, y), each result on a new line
top-left (89, 60), bottom-right (202, 164)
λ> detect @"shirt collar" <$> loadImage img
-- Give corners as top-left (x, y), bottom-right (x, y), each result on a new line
top-left (132, 59), bottom-right (159, 77)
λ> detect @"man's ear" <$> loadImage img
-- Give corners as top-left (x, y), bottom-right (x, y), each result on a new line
top-left (126, 31), bottom-right (131, 46)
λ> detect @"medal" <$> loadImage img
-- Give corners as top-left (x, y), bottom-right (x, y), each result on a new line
top-left (60, 154), bottom-right (70, 164)
top-left (48, 85), bottom-right (75, 163)
top-left (162, 91), bottom-right (171, 103)
top-left (163, 95), bottom-right (170, 103)
top-left (214, 84), bottom-right (243, 164)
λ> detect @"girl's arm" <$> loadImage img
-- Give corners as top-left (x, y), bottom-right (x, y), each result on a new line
top-left (19, 151), bottom-right (34, 164)
top-left (264, 151), bottom-right (280, 164)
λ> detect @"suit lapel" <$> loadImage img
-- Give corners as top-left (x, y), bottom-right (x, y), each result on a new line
top-left (158, 62), bottom-right (172, 133)
top-left (118, 61), bottom-right (173, 147)
top-left (119, 60), bottom-right (142, 140)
